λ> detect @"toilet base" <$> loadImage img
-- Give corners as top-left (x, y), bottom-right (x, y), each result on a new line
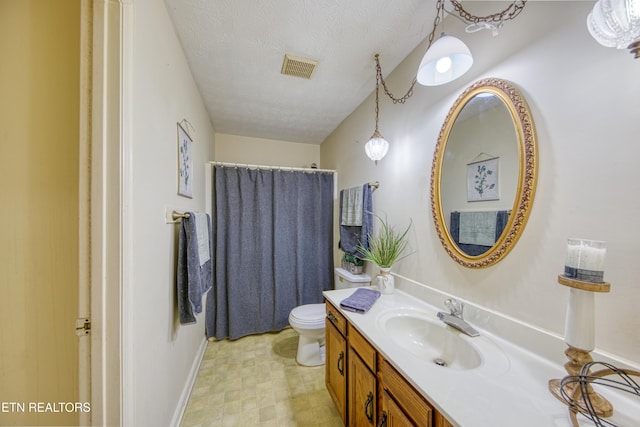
top-left (295, 334), bottom-right (326, 366)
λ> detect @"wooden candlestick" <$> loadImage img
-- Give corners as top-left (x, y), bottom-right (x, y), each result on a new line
top-left (548, 346), bottom-right (613, 417)
top-left (548, 275), bottom-right (613, 418)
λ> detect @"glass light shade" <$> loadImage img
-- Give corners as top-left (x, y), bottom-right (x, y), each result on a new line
top-left (587, 0), bottom-right (640, 49)
top-left (416, 35), bottom-right (473, 86)
top-left (365, 130), bottom-right (389, 164)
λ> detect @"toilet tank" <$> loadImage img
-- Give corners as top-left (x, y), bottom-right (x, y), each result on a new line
top-left (334, 268), bottom-right (371, 290)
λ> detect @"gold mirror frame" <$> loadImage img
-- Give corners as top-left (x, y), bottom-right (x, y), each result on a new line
top-left (430, 78), bottom-right (538, 268)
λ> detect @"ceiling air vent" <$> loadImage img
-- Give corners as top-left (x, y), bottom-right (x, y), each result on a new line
top-left (281, 54), bottom-right (318, 79)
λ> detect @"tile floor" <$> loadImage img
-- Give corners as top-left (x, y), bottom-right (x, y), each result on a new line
top-left (180, 328), bottom-right (343, 427)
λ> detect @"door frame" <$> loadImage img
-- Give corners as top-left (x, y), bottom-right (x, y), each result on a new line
top-left (85, 0), bottom-right (134, 425)
top-left (78, 2), bottom-right (92, 426)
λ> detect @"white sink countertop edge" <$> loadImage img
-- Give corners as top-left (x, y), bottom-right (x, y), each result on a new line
top-left (324, 287), bottom-right (579, 427)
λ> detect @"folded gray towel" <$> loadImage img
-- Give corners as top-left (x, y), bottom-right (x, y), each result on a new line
top-left (340, 288), bottom-right (381, 313)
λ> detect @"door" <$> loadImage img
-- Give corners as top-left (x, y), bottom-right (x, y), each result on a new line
top-left (326, 319), bottom-right (347, 424)
top-left (380, 390), bottom-right (415, 427)
top-left (348, 352), bottom-right (376, 426)
top-left (0, 1), bottom-right (84, 425)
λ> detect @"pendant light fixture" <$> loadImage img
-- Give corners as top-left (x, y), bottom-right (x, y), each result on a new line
top-left (365, 1), bottom-right (527, 163)
top-left (365, 55), bottom-right (389, 165)
top-left (416, 0), bottom-right (473, 86)
top-left (587, 0), bottom-right (640, 58)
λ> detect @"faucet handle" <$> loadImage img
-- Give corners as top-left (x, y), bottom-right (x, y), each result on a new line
top-left (445, 298), bottom-right (464, 318)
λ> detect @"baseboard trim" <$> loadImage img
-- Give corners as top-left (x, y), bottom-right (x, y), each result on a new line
top-left (170, 336), bottom-right (208, 427)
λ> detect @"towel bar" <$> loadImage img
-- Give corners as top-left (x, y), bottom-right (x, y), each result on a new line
top-left (172, 211), bottom-right (190, 221)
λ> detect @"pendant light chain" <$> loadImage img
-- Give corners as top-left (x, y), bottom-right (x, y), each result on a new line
top-left (374, 0), bottom-right (526, 104)
top-left (374, 64), bottom-right (381, 131)
top-left (450, 0), bottom-right (527, 24)
top-left (375, 0), bottom-right (445, 105)
top-left (375, 55), bottom-right (416, 105)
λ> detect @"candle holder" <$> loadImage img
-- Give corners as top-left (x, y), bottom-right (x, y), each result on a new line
top-left (548, 275), bottom-right (613, 418)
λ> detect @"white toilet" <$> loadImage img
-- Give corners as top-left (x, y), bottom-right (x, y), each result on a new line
top-left (288, 268), bottom-right (371, 366)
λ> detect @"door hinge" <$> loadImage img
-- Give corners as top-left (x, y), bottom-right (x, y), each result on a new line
top-left (75, 318), bottom-right (91, 336)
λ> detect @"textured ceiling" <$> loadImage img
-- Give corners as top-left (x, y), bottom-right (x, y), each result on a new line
top-left (163, 0), bottom-right (435, 144)
top-left (163, 1), bottom-right (567, 145)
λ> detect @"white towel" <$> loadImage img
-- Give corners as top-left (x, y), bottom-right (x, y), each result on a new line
top-left (193, 213), bottom-right (210, 266)
top-left (341, 186), bottom-right (363, 226)
top-left (459, 211), bottom-right (497, 247)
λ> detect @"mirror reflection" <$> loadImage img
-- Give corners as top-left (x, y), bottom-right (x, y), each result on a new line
top-left (431, 78), bottom-right (537, 268)
top-left (440, 93), bottom-right (518, 256)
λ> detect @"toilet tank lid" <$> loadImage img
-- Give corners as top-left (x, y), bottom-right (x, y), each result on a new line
top-left (335, 267), bottom-right (371, 283)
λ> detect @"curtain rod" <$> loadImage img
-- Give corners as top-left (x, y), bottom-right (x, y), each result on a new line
top-left (208, 161), bottom-right (336, 174)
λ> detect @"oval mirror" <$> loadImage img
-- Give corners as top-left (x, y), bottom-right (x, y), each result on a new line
top-left (430, 78), bottom-right (537, 268)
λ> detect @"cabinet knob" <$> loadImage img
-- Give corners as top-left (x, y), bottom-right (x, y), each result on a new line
top-left (327, 311), bottom-right (338, 324)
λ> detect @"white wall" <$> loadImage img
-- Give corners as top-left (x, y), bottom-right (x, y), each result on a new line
top-left (128, 0), bottom-right (216, 425)
top-left (215, 133), bottom-right (320, 168)
top-left (321, 2), bottom-right (639, 363)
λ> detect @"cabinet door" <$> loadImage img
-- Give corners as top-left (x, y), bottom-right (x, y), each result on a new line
top-left (434, 413), bottom-right (454, 427)
top-left (326, 319), bottom-right (347, 424)
top-left (380, 359), bottom-right (432, 426)
top-left (348, 351), bottom-right (376, 426)
top-left (379, 390), bottom-right (415, 427)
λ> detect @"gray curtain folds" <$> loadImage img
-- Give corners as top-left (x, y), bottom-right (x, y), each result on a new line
top-left (206, 166), bottom-right (334, 340)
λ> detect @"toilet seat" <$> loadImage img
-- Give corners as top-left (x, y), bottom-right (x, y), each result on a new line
top-left (289, 304), bottom-right (325, 329)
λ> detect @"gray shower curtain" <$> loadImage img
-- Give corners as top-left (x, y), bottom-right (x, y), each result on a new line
top-left (206, 165), bottom-right (334, 340)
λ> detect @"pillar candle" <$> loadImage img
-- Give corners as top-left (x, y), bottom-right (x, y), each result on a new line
top-left (565, 239), bottom-right (606, 283)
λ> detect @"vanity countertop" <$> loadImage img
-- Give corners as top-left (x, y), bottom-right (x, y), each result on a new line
top-left (323, 287), bottom-right (611, 427)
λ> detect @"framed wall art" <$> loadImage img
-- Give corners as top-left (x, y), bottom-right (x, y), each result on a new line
top-left (177, 122), bottom-right (193, 198)
top-left (467, 157), bottom-right (499, 202)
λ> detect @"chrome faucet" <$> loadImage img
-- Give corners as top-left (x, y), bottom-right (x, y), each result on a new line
top-left (437, 299), bottom-right (480, 337)
top-left (445, 298), bottom-right (464, 318)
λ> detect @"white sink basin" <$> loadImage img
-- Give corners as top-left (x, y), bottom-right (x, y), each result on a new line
top-left (377, 308), bottom-right (482, 371)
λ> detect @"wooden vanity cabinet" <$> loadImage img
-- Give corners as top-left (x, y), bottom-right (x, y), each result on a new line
top-left (326, 301), bottom-right (348, 424)
top-left (325, 300), bottom-right (454, 427)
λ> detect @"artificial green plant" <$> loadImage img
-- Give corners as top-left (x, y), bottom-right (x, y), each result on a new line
top-left (356, 214), bottom-right (412, 269)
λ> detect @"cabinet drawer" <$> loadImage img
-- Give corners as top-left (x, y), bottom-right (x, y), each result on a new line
top-left (348, 324), bottom-right (376, 372)
top-left (381, 359), bottom-right (433, 427)
top-left (326, 300), bottom-right (347, 336)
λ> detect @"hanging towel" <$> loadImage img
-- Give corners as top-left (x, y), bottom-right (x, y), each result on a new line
top-left (177, 212), bottom-right (213, 325)
top-left (194, 212), bottom-right (210, 266)
top-left (340, 185), bottom-right (364, 226)
top-left (459, 211), bottom-right (497, 247)
top-left (339, 184), bottom-right (373, 256)
top-left (495, 210), bottom-right (509, 240)
top-left (340, 288), bottom-right (381, 313)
